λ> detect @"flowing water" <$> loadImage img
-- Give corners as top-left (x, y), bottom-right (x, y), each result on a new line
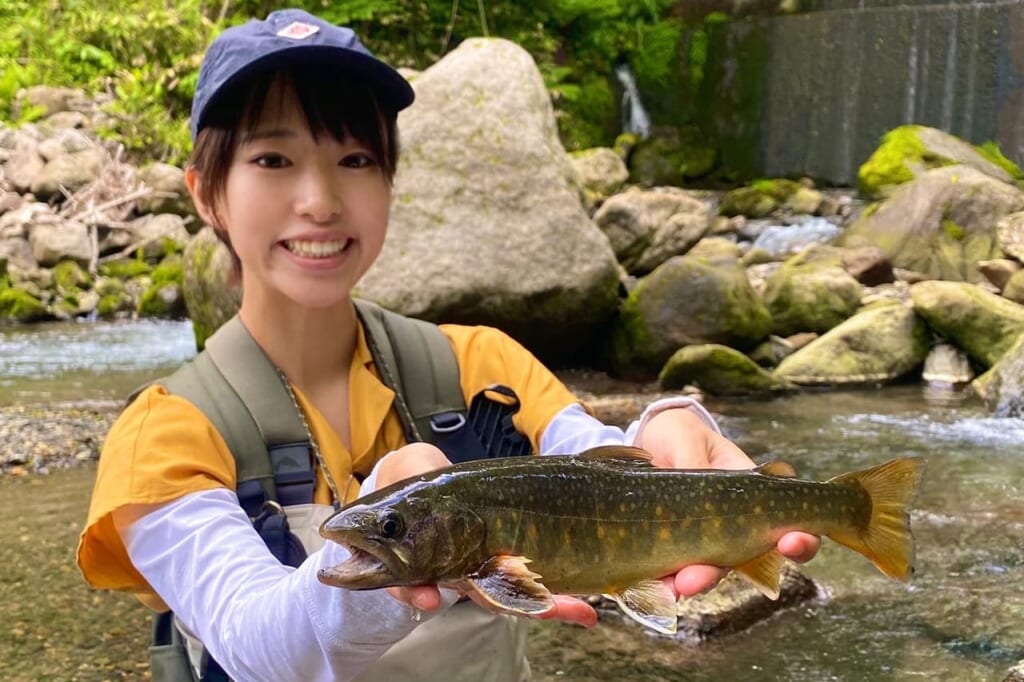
top-left (3, 320), bottom-right (1023, 680)
top-left (0, 319), bottom-right (196, 407)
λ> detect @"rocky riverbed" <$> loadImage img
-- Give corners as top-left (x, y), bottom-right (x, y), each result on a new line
top-left (0, 403), bottom-right (115, 477)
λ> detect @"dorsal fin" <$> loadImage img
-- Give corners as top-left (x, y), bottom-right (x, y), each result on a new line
top-left (755, 460), bottom-right (798, 478)
top-left (578, 445), bottom-right (655, 466)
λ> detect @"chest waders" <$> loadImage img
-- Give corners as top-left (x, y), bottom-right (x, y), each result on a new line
top-left (138, 300), bottom-right (532, 682)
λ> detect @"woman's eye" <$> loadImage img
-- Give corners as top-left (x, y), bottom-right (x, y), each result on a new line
top-left (254, 154), bottom-right (290, 169)
top-left (341, 153), bottom-right (377, 169)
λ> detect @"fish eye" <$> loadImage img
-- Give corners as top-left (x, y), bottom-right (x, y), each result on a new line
top-left (378, 511), bottom-right (404, 539)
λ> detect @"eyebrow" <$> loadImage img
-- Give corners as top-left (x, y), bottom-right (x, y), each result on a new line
top-left (240, 128), bottom-right (297, 144)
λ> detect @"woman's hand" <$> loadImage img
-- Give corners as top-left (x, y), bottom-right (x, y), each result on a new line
top-left (637, 407), bottom-right (821, 597)
top-left (375, 444), bottom-right (599, 627)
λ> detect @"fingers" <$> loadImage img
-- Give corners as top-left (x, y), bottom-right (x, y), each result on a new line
top-left (375, 443), bottom-right (452, 489)
top-left (534, 595), bottom-right (598, 628)
top-left (673, 564), bottom-right (727, 598)
top-left (708, 438), bottom-right (755, 470)
top-left (777, 531), bottom-right (820, 563)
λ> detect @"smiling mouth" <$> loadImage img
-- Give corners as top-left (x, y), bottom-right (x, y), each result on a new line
top-left (284, 238), bottom-right (351, 259)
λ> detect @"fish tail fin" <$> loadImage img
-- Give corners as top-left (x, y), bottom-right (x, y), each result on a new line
top-left (826, 457), bottom-right (925, 580)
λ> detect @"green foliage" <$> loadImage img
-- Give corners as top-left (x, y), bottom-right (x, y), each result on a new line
top-left (1, 0), bottom-right (694, 156)
top-left (0, 0), bottom-right (216, 162)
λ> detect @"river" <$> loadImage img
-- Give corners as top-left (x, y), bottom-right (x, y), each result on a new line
top-left (2, 319), bottom-right (1022, 680)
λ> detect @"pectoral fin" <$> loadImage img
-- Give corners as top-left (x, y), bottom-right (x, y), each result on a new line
top-left (463, 555), bottom-right (555, 616)
top-left (734, 550), bottom-right (786, 599)
top-left (604, 579), bottom-right (679, 635)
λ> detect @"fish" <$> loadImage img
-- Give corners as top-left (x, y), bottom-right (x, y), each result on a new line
top-left (317, 446), bottom-right (924, 634)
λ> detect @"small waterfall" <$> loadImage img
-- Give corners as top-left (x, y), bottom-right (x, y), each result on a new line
top-left (613, 63), bottom-right (652, 139)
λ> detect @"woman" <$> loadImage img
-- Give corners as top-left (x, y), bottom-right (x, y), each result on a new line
top-left (77, 9), bottom-right (818, 681)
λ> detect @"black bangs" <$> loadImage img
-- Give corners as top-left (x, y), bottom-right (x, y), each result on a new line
top-left (199, 63), bottom-right (398, 179)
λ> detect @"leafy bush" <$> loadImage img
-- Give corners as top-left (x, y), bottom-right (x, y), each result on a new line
top-left (1, 0), bottom-right (695, 158)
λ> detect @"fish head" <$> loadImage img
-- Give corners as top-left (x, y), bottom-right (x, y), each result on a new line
top-left (317, 491), bottom-right (486, 589)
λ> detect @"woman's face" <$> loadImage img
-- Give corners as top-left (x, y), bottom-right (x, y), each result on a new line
top-left (209, 80), bottom-right (391, 312)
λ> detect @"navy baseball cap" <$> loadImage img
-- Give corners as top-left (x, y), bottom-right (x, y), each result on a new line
top-left (190, 8), bottom-right (415, 140)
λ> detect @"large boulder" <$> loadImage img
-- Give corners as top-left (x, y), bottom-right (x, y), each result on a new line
top-left (608, 240), bottom-right (772, 377)
top-left (910, 280), bottom-right (1024, 368)
top-left (762, 246), bottom-right (863, 337)
top-left (773, 302), bottom-right (929, 385)
top-left (841, 165), bottom-right (1024, 282)
top-left (356, 38), bottom-right (621, 364)
top-left (592, 187), bottom-right (711, 275)
top-left (27, 219), bottom-right (92, 268)
top-left (857, 125), bottom-right (1021, 199)
top-left (659, 344), bottom-right (795, 396)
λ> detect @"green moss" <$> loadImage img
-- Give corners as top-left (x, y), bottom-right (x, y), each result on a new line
top-left (96, 292), bottom-right (131, 318)
top-left (52, 260), bottom-right (91, 293)
top-left (942, 219), bottom-right (966, 241)
top-left (0, 287), bottom-right (48, 321)
top-left (719, 186), bottom-right (777, 217)
top-left (659, 344), bottom-right (791, 396)
top-left (151, 254), bottom-right (183, 287)
top-left (750, 178), bottom-right (801, 201)
top-left (99, 259), bottom-right (151, 279)
top-left (857, 125), bottom-right (931, 198)
top-left (977, 141), bottom-right (1024, 181)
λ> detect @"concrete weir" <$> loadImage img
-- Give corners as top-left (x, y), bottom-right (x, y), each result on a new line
top-left (698, 0), bottom-right (1024, 184)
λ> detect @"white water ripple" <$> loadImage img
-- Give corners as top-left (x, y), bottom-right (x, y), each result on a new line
top-left (838, 412), bottom-right (1024, 448)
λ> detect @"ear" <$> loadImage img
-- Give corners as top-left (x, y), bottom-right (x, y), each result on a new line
top-left (184, 167), bottom-right (217, 227)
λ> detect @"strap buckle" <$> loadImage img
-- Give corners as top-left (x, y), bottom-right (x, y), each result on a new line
top-left (430, 411), bottom-right (467, 434)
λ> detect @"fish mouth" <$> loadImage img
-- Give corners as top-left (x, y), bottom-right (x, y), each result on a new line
top-left (317, 542), bottom-right (399, 589)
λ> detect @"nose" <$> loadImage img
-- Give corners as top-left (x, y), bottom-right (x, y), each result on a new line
top-left (295, 164), bottom-right (341, 223)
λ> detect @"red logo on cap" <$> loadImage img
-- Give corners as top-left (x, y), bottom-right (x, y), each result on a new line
top-left (277, 22), bottom-right (320, 40)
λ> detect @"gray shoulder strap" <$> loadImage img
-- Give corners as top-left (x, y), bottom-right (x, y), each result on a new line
top-left (160, 316), bottom-right (308, 500)
top-left (354, 298), bottom-right (465, 443)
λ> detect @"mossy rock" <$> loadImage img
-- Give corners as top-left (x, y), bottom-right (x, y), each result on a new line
top-left (719, 186), bottom-right (777, 218)
top-left (763, 257), bottom-right (863, 337)
top-left (151, 253), bottom-right (184, 287)
top-left (97, 292), bottom-right (134, 319)
top-left (628, 126), bottom-right (717, 187)
top-left (773, 303), bottom-right (929, 385)
top-left (99, 258), bottom-right (151, 279)
top-left (136, 254), bottom-right (186, 318)
top-left (52, 260), bottom-right (92, 294)
top-left (857, 125), bottom-right (1019, 199)
top-left (137, 282), bottom-right (186, 318)
top-left (910, 280), bottom-right (1024, 368)
top-left (0, 287), bottom-right (49, 321)
top-left (659, 344), bottom-right (795, 396)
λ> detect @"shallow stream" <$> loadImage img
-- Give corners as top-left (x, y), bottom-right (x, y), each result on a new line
top-left (2, 320), bottom-right (1022, 680)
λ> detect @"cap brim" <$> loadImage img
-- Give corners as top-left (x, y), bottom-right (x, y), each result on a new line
top-left (198, 44), bottom-right (414, 132)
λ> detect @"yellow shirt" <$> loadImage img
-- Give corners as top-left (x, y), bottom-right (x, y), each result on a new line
top-left (77, 322), bottom-right (578, 605)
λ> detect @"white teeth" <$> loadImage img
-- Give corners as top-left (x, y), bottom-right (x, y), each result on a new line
top-left (285, 239), bottom-right (349, 258)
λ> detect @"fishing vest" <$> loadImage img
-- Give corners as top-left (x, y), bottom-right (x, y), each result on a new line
top-left (142, 299), bottom-right (533, 682)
